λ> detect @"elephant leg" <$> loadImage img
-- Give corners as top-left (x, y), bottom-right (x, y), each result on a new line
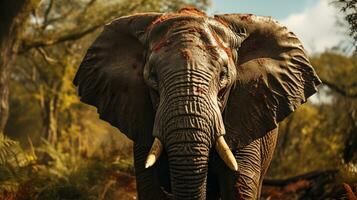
top-left (133, 144), bottom-right (168, 200)
top-left (208, 151), bottom-right (236, 200)
top-left (233, 128), bottom-right (279, 200)
top-left (212, 128), bottom-right (278, 200)
top-left (234, 138), bottom-right (262, 199)
top-left (257, 128), bottom-right (278, 198)
top-left (209, 144), bottom-right (260, 200)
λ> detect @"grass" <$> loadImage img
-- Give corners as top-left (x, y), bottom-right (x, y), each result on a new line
top-left (0, 134), bottom-right (136, 200)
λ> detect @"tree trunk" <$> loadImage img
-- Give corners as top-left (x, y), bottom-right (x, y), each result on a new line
top-left (0, 0), bottom-right (40, 134)
top-left (40, 96), bottom-right (59, 145)
top-left (343, 109), bottom-right (357, 163)
top-left (0, 37), bottom-right (12, 133)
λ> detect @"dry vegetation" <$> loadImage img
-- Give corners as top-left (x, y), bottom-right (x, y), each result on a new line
top-left (0, 0), bottom-right (356, 199)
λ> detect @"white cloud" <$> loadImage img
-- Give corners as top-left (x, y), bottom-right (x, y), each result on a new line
top-left (281, 0), bottom-right (348, 54)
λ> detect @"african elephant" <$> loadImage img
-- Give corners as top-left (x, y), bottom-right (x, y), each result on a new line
top-left (73, 8), bottom-right (321, 200)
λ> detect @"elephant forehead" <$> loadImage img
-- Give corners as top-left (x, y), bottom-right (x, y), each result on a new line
top-left (151, 45), bottom-right (219, 74)
top-left (146, 7), bottom-right (207, 32)
top-left (148, 17), bottom-right (209, 46)
top-left (148, 19), bottom-right (230, 64)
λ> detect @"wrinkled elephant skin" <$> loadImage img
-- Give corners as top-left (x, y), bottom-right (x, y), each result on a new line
top-left (73, 8), bottom-right (321, 200)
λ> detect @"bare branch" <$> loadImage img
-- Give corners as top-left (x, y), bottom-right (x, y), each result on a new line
top-left (18, 23), bottom-right (102, 53)
top-left (322, 78), bottom-right (357, 98)
top-left (36, 47), bottom-right (58, 64)
top-left (42, 0), bottom-right (53, 28)
top-left (80, 0), bottom-right (97, 15)
top-left (43, 9), bottom-right (73, 26)
top-left (18, 0), bottom-right (148, 54)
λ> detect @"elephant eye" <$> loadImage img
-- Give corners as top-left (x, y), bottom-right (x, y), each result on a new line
top-left (219, 66), bottom-right (228, 82)
top-left (149, 70), bottom-right (157, 81)
top-left (148, 69), bottom-right (158, 89)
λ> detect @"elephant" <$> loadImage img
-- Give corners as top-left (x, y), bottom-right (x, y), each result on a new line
top-left (73, 8), bottom-right (321, 200)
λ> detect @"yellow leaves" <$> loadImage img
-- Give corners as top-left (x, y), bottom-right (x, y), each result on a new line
top-left (59, 94), bottom-right (79, 111)
top-left (269, 100), bottom-right (349, 178)
top-left (281, 103), bottom-right (320, 136)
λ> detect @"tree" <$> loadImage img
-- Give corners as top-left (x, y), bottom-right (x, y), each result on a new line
top-left (312, 52), bottom-right (357, 98)
top-left (311, 52), bottom-right (357, 163)
top-left (335, 0), bottom-right (357, 52)
top-left (0, 0), bottom-right (41, 134)
top-left (5, 0), bottom-right (210, 143)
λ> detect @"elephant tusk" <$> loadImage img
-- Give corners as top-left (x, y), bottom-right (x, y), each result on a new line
top-left (215, 136), bottom-right (238, 171)
top-left (145, 137), bottom-right (163, 168)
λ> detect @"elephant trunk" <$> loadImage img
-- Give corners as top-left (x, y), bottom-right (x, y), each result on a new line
top-left (146, 70), bottom-right (236, 199)
top-left (160, 94), bottom-right (215, 200)
top-left (165, 106), bottom-right (211, 199)
top-left (167, 131), bottom-right (210, 200)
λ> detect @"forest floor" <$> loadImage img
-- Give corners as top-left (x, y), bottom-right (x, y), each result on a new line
top-left (110, 170), bottom-right (357, 200)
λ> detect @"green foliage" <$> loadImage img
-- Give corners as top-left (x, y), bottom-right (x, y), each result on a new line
top-left (334, 0), bottom-right (357, 52)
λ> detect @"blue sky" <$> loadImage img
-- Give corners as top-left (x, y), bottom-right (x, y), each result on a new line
top-left (208, 0), bottom-right (319, 20)
top-left (207, 0), bottom-right (349, 54)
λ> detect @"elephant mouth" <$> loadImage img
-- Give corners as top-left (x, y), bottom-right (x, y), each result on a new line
top-left (145, 134), bottom-right (237, 200)
top-left (145, 135), bottom-right (238, 172)
top-left (144, 113), bottom-right (238, 199)
top-left (144, 134), bottom-right (237, 199)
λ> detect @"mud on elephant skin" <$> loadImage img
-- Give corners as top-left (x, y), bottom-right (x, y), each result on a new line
top-left (73, 7), bottom-right (321, 200)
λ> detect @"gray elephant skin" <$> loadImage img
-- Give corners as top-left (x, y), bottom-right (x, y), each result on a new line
top-left (73, 8), bottom-right (321, 200)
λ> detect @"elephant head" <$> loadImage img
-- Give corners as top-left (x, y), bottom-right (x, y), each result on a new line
top-left (73, 8), bottom-right (320, 200)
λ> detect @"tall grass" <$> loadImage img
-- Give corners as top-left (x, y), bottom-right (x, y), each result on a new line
top-left (0, 134), bottom-right (136, 200)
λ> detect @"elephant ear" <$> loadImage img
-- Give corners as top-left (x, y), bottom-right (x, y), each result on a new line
top-left (73, 13), bottom-right (162, 147)
top-left (215, 14), bottom-right (321, 149)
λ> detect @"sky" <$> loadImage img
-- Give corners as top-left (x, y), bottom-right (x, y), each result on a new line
top-left (207, 0), bottom-right (349, 54)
